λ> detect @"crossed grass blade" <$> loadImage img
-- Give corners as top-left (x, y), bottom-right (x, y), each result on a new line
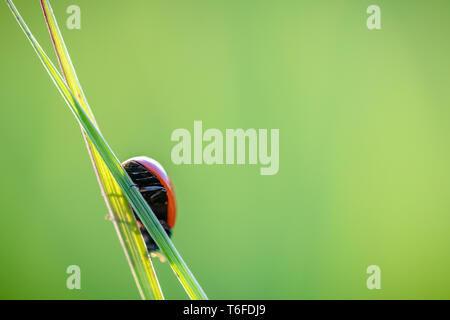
top-left (38, 0), bottom-right (163, 300)
top-left (6, 0), bottom-right (207, 300)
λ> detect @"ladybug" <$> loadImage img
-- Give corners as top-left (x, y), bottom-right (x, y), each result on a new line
top-left (122, 156), bottom-right (176, 253)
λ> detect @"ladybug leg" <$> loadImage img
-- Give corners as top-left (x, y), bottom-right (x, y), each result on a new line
top-left (136, 219), bottom-right (145, 229)
top-left (150, 251), bottom-right (166, 263)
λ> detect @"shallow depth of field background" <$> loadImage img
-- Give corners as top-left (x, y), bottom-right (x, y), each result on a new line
top-left (1, 0), bottom-right (450, 299)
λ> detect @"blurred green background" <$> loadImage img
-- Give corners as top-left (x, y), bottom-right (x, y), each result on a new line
top-left (1, 0), bottom-right (450, 299)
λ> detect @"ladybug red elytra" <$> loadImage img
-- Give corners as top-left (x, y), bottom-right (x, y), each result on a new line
top-left (122, 156), bottom-right (176, 252)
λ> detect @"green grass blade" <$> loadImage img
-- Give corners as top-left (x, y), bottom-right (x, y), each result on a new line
top-left (39, 0), bottom-right (163, 300)
top-left (5, 0), bottom-right (207, 300)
